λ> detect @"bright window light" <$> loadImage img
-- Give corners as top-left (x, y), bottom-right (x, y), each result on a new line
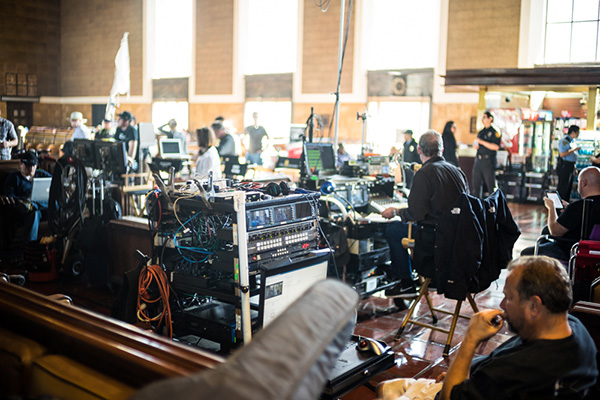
top-left (244, 101), bottom-right (292, 142)
top-left (152, 101), bottom-right (189, 132)
top-left (366, 100), bottom-right (430, 155)
top-left (364, 0), bottom-right (439, 70)
top-left (571, 21), bottom-right (598, 62)
top-left (242, 0), bottom-right (298, 75)
top-left (544, 0), bottom-right (600, 63)
top-left (153, 0), bottom-right (193, 78)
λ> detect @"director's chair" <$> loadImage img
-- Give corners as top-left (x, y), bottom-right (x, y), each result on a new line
top-left (394, 223), bottom-right (479, 357)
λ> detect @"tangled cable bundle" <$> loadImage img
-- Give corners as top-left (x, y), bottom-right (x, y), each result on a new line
top-left (137, 264), bottom-right (173, 338)
top-left (48, 156), bottom-right (88, 236)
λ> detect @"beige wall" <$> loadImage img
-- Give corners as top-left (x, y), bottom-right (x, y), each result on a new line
top-left (189, 103), bottom-right (244, 133)
top-left (61, 0), bottom-right (144, 97)
top-left (293, 103), bottom-right (365, 144)
top-left (446, 0), bottom-right (521, 70)
top-left (302, 0), bottom-right (355, 94)
top-left (195, 0), bottom-right (234, 95)
top-left (432, 103), bottom-right (479, 144)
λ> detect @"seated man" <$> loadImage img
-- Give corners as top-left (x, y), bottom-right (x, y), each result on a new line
top-left (2, 151), bottom-right (51, 242)
top-left (382, 130), bottom-right (468, 298)
top-left (377, 255), bottom-right (598, 400)
top-left (521, 166), bottom-right (600, 262)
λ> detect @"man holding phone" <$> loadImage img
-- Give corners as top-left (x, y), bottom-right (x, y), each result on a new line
top-left (521, 166), bottom-right (600, 261)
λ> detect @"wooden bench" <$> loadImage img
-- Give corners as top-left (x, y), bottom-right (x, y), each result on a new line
top-left (0, 281), bottom-right (222, 399)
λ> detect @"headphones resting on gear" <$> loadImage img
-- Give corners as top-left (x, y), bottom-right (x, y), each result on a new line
top-left (263, 181), bottom-right (290, 197)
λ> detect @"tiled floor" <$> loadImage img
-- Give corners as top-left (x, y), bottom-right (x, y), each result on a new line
top-left (341, 202), bottom-right (547, 399)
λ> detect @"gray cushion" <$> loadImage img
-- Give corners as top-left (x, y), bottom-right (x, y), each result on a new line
top-left (131, 279), bottom-right (358, 400)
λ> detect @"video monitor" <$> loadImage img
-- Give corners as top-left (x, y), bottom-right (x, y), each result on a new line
top-left (72, 139), bottom-right (96, 168)
top-left (303, 142), bottom-right (336, 176)
top-left (159, 139), bottom-right (182, 159)
top-left (94, 140), bottom-right (127, 175)
top-left (289, 124), bottom-right (307, 143)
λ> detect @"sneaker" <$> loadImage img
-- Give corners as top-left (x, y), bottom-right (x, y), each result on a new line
top-left (385, 281), bottom-right (418, 299)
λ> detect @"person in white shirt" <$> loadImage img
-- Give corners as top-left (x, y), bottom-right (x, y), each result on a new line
top-left (68, 111), bottom-right (91, 140)
top-left (195, 126), bottom-right (222, 179)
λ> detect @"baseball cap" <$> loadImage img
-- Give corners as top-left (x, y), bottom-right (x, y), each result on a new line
top-left (20, 151), bottom-right (38, 167)
top-left (118, 111), bottom-right (133, 121)
top-left (404, 129), bottom-right (414, 136)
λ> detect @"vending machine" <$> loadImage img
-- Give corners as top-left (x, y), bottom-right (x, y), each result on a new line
top-left (492, 108), bottom-right (554, 203)
top-left (491, 108), bottom-right (554, 172)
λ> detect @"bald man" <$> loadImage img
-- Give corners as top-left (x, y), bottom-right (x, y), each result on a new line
top-left (522, 166), bottom-right (600, 261)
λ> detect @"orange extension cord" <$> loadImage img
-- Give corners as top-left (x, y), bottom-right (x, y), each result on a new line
top-left (137, 264), bottom-right (173, 339)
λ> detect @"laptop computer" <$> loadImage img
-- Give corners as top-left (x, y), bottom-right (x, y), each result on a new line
top-left (159, 138), bottom-right (190, 159)
top-left (31, 177), bottom-right (52, 202)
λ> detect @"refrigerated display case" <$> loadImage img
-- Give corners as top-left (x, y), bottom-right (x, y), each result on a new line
top-left (492, 108), bottom-right (553, 173)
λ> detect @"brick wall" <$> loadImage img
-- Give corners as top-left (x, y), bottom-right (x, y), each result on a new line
top-left (189, 103), bottom-right (244, 133)
top-left (302, 1), bottom-right (355, 94)
top-left (61, 0), bottom-right (143, 96)
top-left (195, 0), bottom-right (234, 95)
top-left (293, 103), bottom-right (364, 144)
top-left (431, 103), bottom-right (479, 145)
top-left (0, 0), bottom-right (61, 96)
top-left (446, 0), bottom-right (521, 70)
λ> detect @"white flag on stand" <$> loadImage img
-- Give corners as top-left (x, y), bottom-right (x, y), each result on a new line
top-left (105, 32), bottom-right (130, 121)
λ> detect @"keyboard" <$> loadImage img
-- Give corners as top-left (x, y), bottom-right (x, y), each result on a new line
top-left (368, 195), bottom-right (407, 214)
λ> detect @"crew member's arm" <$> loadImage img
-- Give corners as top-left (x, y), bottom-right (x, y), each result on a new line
top-left (476, 138), bottom-right (500, 151)
top-left (544, 197), bottom-right (568, 237)
top-left (591, 154), bottom-right (600, 164)
top-left (128, 140), bottom-right (137, 160)
top-left (1, 123), bottom-right (18, 148)
top-left (439, 309), bottom-right (504, 400)
top-left (157, 123), bottom-right (169, 135)
top-left (559, 146), bottom-right (581, 158)
top-left (1, 137), bottom-right (18, 148)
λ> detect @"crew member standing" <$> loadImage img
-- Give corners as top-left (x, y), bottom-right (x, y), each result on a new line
top-left (115, 111), bottom-right (139, 170)
top-left (0, 109), bottom-right (18, 160)
top-left (402, 130), bottom-right (420, 188)
top-left (557, 125), bottom-right (581, 202)
top-left (471, 110), bottom-right (501, 198)
top-left (244, 112), bottom-right (268, 165)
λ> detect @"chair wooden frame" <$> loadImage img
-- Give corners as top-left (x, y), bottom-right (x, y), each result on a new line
top-left (394, 222), bottom-right (479, 357)
top-left (394, 277), bottom-right (479, 356)
top-left (121, 172), bottom-right (155, 217)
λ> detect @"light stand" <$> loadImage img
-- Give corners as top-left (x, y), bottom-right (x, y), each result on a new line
top-left (356, 110), bottom-right (368, 157)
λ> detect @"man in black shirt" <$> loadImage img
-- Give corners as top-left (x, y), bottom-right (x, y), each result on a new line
top-left (521, 166), bottom-right (600, 261)
top-left (378, 256), bottom-right (598, 400)
top-left (471, 111), bottom-right (501, 198)
top-left (114, 111), bottom-right (139, 170)
top-left (382, 130), bottom-right (468, 297)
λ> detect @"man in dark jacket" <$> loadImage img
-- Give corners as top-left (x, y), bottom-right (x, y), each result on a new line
top-left (2, 151), bottom-right (51, 242)
top-left (382, 130), bottom-right (468, 297)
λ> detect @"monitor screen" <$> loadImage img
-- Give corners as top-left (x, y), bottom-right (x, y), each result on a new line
top-left (94, 140), bottom-right (127, 175)
top-left (304, 143), bottom-right (336, 175)
top-left (72, 139), bottom-right (96, 168)
top-left (160, 139), bottom-right (181, 156)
